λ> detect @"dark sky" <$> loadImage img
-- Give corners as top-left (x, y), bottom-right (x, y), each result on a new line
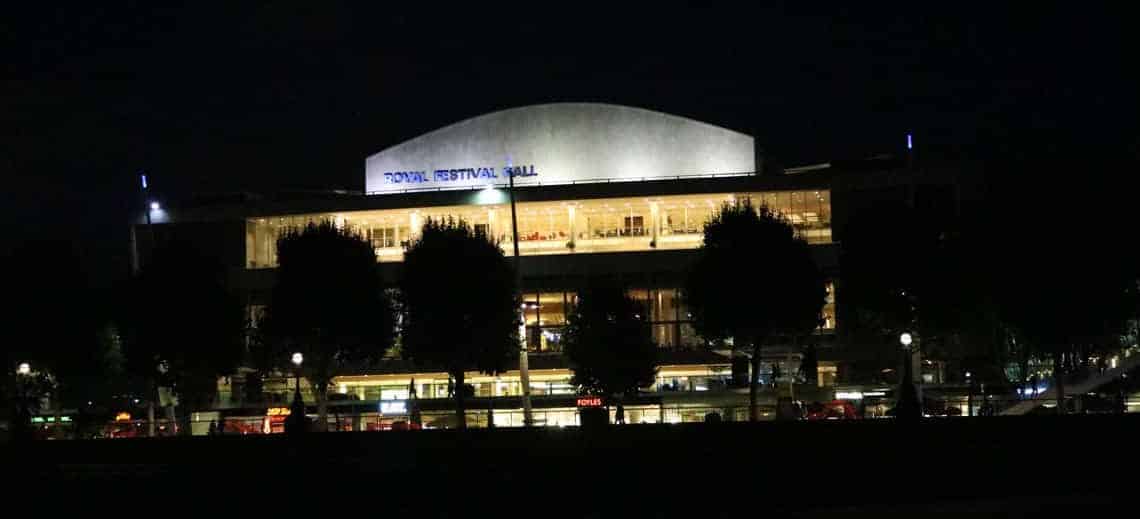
top-left (2, 4), bottom-right (1135, 283)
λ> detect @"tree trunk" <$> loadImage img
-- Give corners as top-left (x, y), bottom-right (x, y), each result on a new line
top-left (1018, 339), bottom-right (1029, 388)
top-left (166, 404), bottom-right (177, 436)
top-left (749, 343), bottom-right (761, 422)
top-left (316, 381), bottom-right (329, 432)
top-left (1053, 350), bottom-right (1066, 415)
top-left (455, 370), bottom-right (467, 430)
top-left (147, 380), bottom-right (157, 437)
top-left (53, 384), bottom-right (65, 440)
top-left (179, 409), bottom-right (193, 436)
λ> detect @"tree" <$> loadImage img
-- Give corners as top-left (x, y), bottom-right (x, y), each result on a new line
top-left (799, 343), bottom-right (818, 386)
top-left (998, 217), bottom-right (1138, 414)
top-left (120, 241), bottom-right (245, 434)
top-left (685, 200), bottom-right (827, 421)
top-left (987, 143), bottom-right (1140, 414)
top-left (839, 201), bottom-right (1010, 406)
top-left (563, 280), bottom-right (658, 424)
top-left (260, 221), bottom-right (393, 431)
top-left (1, 239), bottom-right (110, 438)
top-left (399, 218), bottom-right (519, 429)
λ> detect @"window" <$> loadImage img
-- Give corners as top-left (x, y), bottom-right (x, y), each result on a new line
top-left (244, 190), bottom-right (831, 267)
top-left (623, 215), bottom-right (644, 236)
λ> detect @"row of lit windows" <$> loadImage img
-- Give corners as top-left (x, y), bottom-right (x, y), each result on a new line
top-left (520, 286), bottom-right (835, 352)
top-left (245, 190), bottom-right (831, 268)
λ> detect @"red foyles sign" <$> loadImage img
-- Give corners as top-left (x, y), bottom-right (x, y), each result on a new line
top-left (576, 397), bottom-right (603, 407)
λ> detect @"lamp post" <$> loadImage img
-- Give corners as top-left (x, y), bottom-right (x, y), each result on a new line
top-left (14, 363), bottom-right (33, 437)
top-left (286, 352), bottom-right (306, 433)
top-left (507, 162), bottom-right (534, 428)
top-left (16, 362), bottom-right (31, 405)
top-left (291, 352), bottom-right (304, 402)
top-left (896, 333), bottom-right (921, 420)
top-left (900, 332), bottom-right (914, 396)
top-left (965, 371), bottom-right (973, 417)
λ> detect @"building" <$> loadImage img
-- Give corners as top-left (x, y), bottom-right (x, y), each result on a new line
top-left (133, 103), bottom-right (962, 430)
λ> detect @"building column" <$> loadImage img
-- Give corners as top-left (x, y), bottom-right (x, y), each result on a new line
top-left (649, 200), bottom-right (660, 246)
top-left (567, 204), bottom-right (577, 248)
top-left (410, 211), bottom-right (422, 240)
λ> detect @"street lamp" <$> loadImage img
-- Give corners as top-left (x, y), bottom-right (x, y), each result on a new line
top-left (895, 332), bottom-right (922, 420)
top-left (291, 352), bottom-right (303, 397)
top-left (14, 362), bottom-right (33, 434)
top-left (965, 370), bottom-right (974, 417)
top-left (286, 352), bottom-right (306, 433)
top-left (149, 201), bottom-right (160, 211)
top-left (899, 332), bottom-right (914, 392)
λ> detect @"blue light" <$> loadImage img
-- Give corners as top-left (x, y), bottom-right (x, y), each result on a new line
top-left (141, 174), bottom-right (148, 189)
top-left (906, 134), bottom-right (913, 150)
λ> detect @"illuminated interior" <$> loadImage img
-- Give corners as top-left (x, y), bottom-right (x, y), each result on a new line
top-left (330, 364), bottom-right (735, 401)
top-left (245, 190), bottom-right (831, 268)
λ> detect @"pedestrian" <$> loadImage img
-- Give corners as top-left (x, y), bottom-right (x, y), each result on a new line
top-left (217, 419), bottom-right (226, 435)
top-left (208, 420), bottom-right (217, 436)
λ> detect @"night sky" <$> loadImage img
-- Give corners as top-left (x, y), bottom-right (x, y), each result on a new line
top-left (3, 4), bottom-right (1134, 284)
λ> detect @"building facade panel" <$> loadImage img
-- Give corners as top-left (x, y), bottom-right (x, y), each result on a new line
top-left (365, 103), bottom-right (755, 194)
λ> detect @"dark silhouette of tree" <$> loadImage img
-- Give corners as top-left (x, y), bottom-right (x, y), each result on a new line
top-left (260, 221), bottom-right (393, 431)
top-left (2, 240), bottom-right (110, 438)
top-left (799, 343), bottom-right (818, 385)
top-left (685, 200), bottom-right (826, 421)
top-left (120, 241), bottom-right (245, 434)
top-left (840, 203), bottom-right (1008, 397)
top-left (399, 218), bottom-right (519, 430)
top-left (997, 217), bottom-right (1138, 414)
top-left (242, 370), bottom-right (264, 404)
top-left (987, 146), bottom-right (1140, 414)
top-left (563, 280), bottom-right (658, 424)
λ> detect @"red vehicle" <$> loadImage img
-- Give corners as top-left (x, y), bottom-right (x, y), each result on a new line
top-left (367, 420), bottom-right (422, 431)
top-left (806, 400), bottom-right (859, 420)
top-left (389, 420), bottom-right (422, 431)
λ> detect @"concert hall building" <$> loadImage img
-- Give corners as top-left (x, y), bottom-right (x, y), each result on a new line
top-left (135, 103), bottom-right (961, 430)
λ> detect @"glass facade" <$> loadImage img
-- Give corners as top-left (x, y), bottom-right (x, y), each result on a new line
top-left (518, 286), bottom-right (809, 352)
top-left (245, 190), bottom-right (831, 268)
top-left (331, 365), bottom-right (735, 403)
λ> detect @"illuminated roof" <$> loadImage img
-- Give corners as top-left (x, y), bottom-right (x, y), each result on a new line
top-left (365, 103), bottom-right (755, 194)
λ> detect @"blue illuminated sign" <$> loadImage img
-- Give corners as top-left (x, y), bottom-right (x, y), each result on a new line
top-left (382, 165), bottom-right (538, 185)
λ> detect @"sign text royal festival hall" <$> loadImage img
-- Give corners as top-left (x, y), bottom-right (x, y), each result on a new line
top-left (381, 164), bottom-right (539, 186)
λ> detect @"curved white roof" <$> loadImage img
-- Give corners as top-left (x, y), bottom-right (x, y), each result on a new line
top-left (365, 103), bottom-right (755, 194)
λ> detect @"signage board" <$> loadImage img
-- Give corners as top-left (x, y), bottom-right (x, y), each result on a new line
top-left (576, 397), bottom-right (604, 408)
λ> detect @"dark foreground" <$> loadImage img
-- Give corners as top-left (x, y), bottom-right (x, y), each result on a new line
top-left (7, 416), bottom-right (1133, 516)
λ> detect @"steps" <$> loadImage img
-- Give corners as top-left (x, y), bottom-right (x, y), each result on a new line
top-left (1001, 352), bottom-right (1140, 415)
